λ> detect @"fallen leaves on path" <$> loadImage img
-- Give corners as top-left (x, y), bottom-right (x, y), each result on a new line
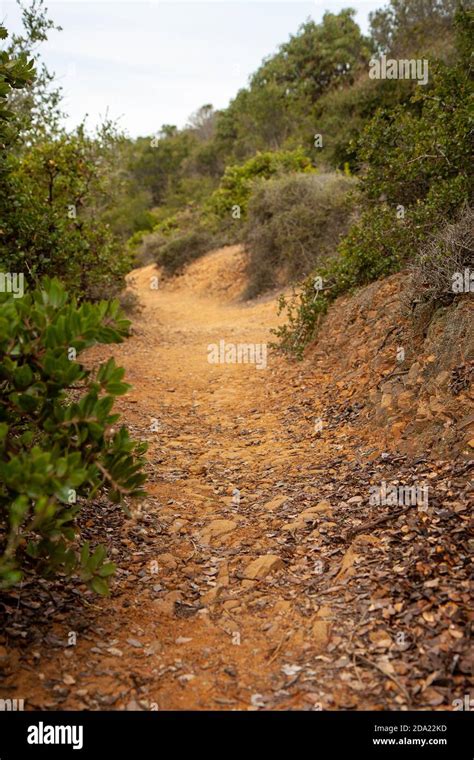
top-left (1, 249), bottom-right (471, 711)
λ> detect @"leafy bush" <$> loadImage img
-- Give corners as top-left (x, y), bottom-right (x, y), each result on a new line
top-left (157, 228), bottom-right (216, 275)
top-left (310, 74), bottom-right (416, 170)
top-left (140, 149), bottom-right (315, 276)
top-left (271, 277), bottom-right (331, 359)
top-left (0, 124), bottom-right (132, 301)
top-left (205, 148), bottom-right (314, 224)
top-left (0, 23), bottom-right (35, 162)
top-left (243, 172), bottom-right (356, 298)
top-left (134, 203), bottom-right (216, 271)
top-left (0, 278), bottom-right (147, 592)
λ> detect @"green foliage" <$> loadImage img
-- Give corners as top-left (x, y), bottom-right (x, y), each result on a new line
top-left (157, 228), bottom-right (216, 276)
top-left (0, 278), bottom-right (147, 591)
top-left (136, 148), bottom-right (316, 276)
top-left (134, 205), bottom-right (212, 268)
top-left (5, 0), bottom-right (64, 141)
top-left (205, 148), bottom-right (314, 223)
top-left (275, 11), bottom-right (472, 355)
top-left (311, 74), bottom-right (416, 169)
top-left (251, 10), bottom-right (371, 101)
top-left (0, 123), bottom-right (133, 300)
top-left (272, 278), bottom-right (330, 360)
top-left (0, 24), bottom-right (35, 154)
top-left (104, 187), bottom-right (156, 240)
top-left (369, 0), bottom-right (458, 54)
top-left (243, 173), bottom-right (355, 298)
top-left (131, 129), bottom-right (199, 207)
top-left (214, 10), bottom-right (372, 161)
top-left (120, 1), bottom-right (466, 256)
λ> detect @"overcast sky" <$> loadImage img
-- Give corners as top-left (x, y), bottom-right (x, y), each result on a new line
top-left (1, 0), bottom-right (382, 137)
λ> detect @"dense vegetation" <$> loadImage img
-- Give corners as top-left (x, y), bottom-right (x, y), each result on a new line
top-left (0, 5), bottom-right (147, 592)
top-left (128, 1), bottom-right (471, 342)
top-left (0, 279), bottom-right (147, 591)
top-left (273, 6), bottom-right (472, 354)
top-left (0, 0), bottom-right (472, 588)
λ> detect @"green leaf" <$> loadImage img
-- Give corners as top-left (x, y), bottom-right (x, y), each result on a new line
top-left (90, 576), bottom-right (110, 595)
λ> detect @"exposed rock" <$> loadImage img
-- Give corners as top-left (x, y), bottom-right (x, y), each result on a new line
top-left (152, 590), bottom-right (182, 616)
top-left (311, 605), bottom-right (332, 650)
top-left (243, 555), bottom-right (284, 580)
top-left (199, 519), bottom-right (237, 544)
top-left (262, 496), bottom-right (287, 511)
top-left (157, 552), bottom-right (178, 570)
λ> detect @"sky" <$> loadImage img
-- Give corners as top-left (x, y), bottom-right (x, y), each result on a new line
top-left (0, 0), bottom-right (383, 138)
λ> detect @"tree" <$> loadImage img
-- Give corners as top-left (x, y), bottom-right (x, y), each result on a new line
top-left (369, 0), bottom-right (459, 54)
top-left (213, 10), bottom-right (372, 162)
top-left (6, 0), bottom-right (64, 141)
top-left (131, 129), bottom-right (197, 206)
top-left (186, 104), bottom-right (216, 142)
top-left (0, 121), bottom-right (133, 300)
top-left (0, 23), bottom-right (35, 156)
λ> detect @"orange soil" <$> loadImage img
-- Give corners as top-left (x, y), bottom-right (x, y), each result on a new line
top-left (5, 246), bottom-right (468, 711)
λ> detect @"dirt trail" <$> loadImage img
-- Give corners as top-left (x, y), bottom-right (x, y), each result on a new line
top-left (4, 247), bottom-right (470, 711)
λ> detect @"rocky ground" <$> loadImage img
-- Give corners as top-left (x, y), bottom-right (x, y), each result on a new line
top-left (0, 246), bottom-right (472, 711)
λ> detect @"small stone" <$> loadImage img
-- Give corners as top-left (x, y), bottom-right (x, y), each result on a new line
top-left (126, 699), bottom-right (143, 711)
top-left (243, 555), bottom-right (284, 580)
top-left (153, 591), bottom-right (182, 616)
top-left (157, 553), bottom-right (177, 570)
top-left (199, 519), bottom-right (237, 544)
top-left (126, 638), bottom-right (143, 649)
top-left (262, 496), bottom-right (287, 511)
top-left (178, 674), bottom-right (195, 685)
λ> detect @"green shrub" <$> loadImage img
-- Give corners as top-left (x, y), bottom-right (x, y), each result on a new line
top-left (0, 278), bottom-right (147, 592)
top-left (271, 277), bottom-right (330, 359)
top-left (243, 172), bottom-right (356, 298)
top-left (205, 148), bottom-right (314, 224)
top-left (134, 204), bottom-right (216, 271)
top-left (0, 24), bottom-right (35, 153)
top-left (158, 228), bottom-right (215, 275)
top-left (0, 125), bottom-right (132, 301)
top-left (310, 74), bottom-right (416, 170)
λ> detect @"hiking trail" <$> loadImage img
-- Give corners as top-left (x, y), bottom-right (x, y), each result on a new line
top-left (4, 246), bottom-right (471, 711)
